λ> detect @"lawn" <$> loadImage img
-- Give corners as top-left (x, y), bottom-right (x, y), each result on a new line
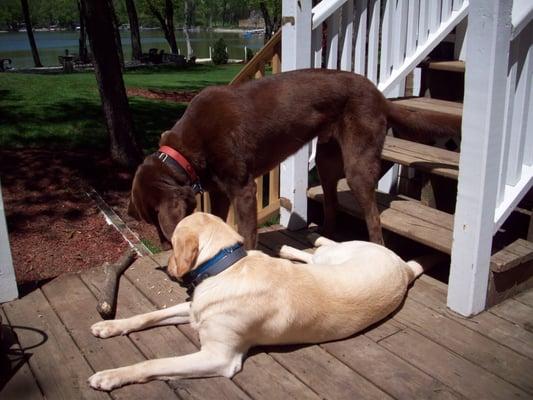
top-left (0, 63), bottom-right (242, 152)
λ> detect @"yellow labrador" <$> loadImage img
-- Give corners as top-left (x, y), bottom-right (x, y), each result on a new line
top-left (88, 212), bottom-right (423, 391)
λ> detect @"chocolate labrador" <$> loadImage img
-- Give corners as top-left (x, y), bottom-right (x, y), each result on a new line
top-left (128, 69), bottom-right (460, 249)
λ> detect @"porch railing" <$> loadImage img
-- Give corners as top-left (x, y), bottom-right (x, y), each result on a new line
top-left (196, 31), bottom-right (282, 226)
top-left (280, 0), bottom-right (469, 227)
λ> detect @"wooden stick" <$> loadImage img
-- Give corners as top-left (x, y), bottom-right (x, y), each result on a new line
top-left (96, 248), bottom-right (137, 319)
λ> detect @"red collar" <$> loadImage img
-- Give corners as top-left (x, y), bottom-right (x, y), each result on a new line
top-left (157, 145), bottom-right (202, 192)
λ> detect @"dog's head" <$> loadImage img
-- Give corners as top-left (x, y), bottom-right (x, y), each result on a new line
top-left (167, 212), bottom-right (244, 280)
top-left (128, 155), bottom-right (197, 249)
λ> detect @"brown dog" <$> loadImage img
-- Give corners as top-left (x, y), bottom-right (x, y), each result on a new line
top-left (128, 69), bottom-right (460, 249)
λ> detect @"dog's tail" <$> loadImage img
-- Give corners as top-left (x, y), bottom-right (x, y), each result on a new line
top-left (404, 253), bottom-right (448, 283)
top-left (386, 100), bottom-right (461, 144)
top-left (405, 260), bottom-right (425, 283)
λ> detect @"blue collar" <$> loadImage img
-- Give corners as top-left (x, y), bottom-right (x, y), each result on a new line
top-left (182, 243), bottom-right (246, 289)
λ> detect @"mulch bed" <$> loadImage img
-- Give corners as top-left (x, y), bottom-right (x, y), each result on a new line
top-left (0, 149), bottom-right (160, 285)
top-left (1, 88), bottom-right (197, 286)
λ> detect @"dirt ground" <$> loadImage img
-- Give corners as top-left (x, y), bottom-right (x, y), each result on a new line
top-left (0, 148), bottom-right (161, 285)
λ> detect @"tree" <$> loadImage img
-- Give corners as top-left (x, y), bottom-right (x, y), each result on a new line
top-left (145, 0), bottom-right (179, 54)
top-left (256, 0), bottom-right (280, 42)
top-left (82, 0), bottom-right (142, 168)
top-left (124, 0), bottom-right (143, 61)
top-left (20, 0), bottom-right (42, 67)
top-left (183, 0), bottom-right (195, 59)
top-left (77, 0), bottom-right (89, 63)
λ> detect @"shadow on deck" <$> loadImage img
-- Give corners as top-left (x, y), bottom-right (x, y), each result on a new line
top-left (1, 226), bottom-right (532, 399)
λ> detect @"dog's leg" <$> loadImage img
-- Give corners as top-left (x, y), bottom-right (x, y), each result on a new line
top-left (88, 348), bottom-right (244, 391)
top-left (232, 179), bottom-right (258, 249)
top-left (316, 141), bottom-right (344, 238)
top-left (340, 120), bottom-right (385, 245)
top-left (279, 245), bottom-right (314, 263)
top-left (91, 302), bottom-right (191, 339)
top-left (209, 189), bottom-right (231, 222)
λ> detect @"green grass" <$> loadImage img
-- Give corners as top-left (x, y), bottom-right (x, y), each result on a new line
top-left (140, 238), bottom-right (163, 254)
top-left (0, 64), bottom-right (242, 152)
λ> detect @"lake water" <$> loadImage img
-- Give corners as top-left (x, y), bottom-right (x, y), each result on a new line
top-left (0, 29), bottom-right (265, 69)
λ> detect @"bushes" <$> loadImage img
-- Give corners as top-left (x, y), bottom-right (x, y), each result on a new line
top-left (212, 38), bottom-right (228, 65)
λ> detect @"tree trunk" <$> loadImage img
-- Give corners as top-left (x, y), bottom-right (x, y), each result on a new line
top-left (259, 2), bottom-right (281, 43)
top-left (164, 0), bottom-right (178, 54)
top-left (108, 0), bottom-right (124, 68)
top-left (259, 2), bottom-right (273, 41)
top-left (146, 0), bottom-right (178, 54)
top-left (183, 0), bottom-right (194, 59)
top-left (82, 0), bottom-right (142, 168)
top-left (124, 0), bottom-right (142, 61)
top-left (77, 0), bottom-right (88, 63)
top-left (20, 0), bottom-right (42, 67)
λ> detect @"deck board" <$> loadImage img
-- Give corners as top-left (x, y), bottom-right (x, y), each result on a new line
top-left (490, 299), bottom-right (533, 333)
top-left (2, 225), bottom-right (533, 400)
top-left (322, 335), bottom-right (462, 400)
top-left (0, 308), bottom-right (44, 400)
top-left (394, 297), bottom-right (533, 393)
top-left (41, 274), bottom-right (178, 399)
top-left (380, 329), bottom-right (528, 400)
top-left (2, 287), bottom-right (109, 400)
top-left (410, 277), bottom-right (533, 360)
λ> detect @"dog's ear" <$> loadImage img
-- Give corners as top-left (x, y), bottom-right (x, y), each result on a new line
top-left (157, 187), bottom-right (196, 242)
top-left (127, 194), bottom-right (140, 220)
top-left (157, 197), bottom-right (186, 242)
top-left (168, 226), bottom-right (199, 278)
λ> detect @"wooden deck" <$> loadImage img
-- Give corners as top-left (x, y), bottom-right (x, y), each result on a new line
top-left (2, 226), bottom-right (533, 400)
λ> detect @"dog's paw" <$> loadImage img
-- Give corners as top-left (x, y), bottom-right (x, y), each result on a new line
top-left (88, 369), bottom-right (126, 391)
top-left (91, 320), bottom-right (124, 338)
top-left (278, 245), bottom-right (297, 259)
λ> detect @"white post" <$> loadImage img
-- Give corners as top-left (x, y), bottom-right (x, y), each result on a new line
top-left (209, 46), bottom-right (212, 60)
top-left (448, 0), bottom-right (513, 316)
top-left (280, 0), bottom-right (312, 230)
top-left (0, 181), bottom-right (18, 303)
top-left (378, 0), bottom-right (401, 194)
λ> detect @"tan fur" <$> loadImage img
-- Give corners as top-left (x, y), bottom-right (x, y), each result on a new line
top-left (88, 212), bottom-right (422, 391)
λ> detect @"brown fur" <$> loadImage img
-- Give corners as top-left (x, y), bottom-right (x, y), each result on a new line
top-left (128, 69), bottom-right (461, 248)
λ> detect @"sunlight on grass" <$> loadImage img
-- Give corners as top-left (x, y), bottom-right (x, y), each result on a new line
top-left (0, 64), bottom-right (241, 151)
top-left (140, 238), bottom-right (163, 254)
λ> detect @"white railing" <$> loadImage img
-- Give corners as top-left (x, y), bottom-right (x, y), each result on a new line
top-left (280, 0), bottom-right (469, 227)
top-left (309, 0), bottom-right (468, 95)
top-left (449, 0), bottom-right (532, 316)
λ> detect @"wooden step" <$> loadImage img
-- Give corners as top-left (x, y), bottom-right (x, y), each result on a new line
top-left (392, 97), bottom-right (463, 117)
top-left (308, 179), bottom-right (454, 254)
top-left (308, 180), bottom-right (533, 271)
top-left (427, 60), bottom-right (465, 73)
top-left (383, 136), bottom-right (459, 179)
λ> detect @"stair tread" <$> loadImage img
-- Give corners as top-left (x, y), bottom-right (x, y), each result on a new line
top-left (308, 182), bottom-right (533, 270)
top-left (383, 136), bottom-right (460, 179)
top-left (392, 97), bottom-right (463, 117)
top-left (308, 180), bottom-right (454, 254)
top-left (427, 60), bottom-right (465, 73)
top-left (491, 239), bottom-right (533, 272)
